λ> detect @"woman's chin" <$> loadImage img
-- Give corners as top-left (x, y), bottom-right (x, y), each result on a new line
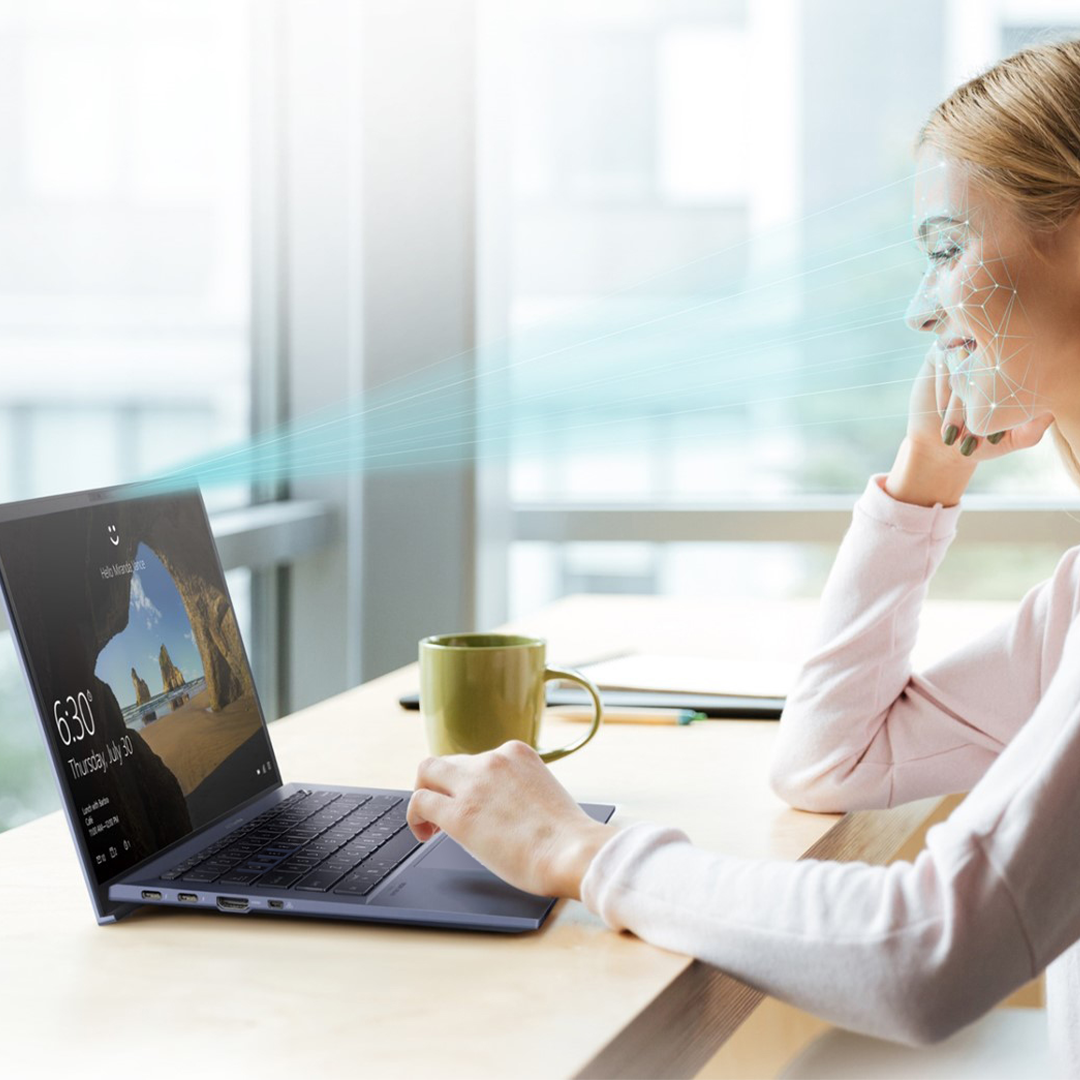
top-left (967, 403), bottom-right (1035, 438)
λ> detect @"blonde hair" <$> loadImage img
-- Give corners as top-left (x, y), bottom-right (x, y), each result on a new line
top-left (920, 39), bottom-right (1080, 484)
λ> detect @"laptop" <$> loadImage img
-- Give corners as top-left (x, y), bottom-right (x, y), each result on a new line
top-left (0, 483), bottom-right (614, 930)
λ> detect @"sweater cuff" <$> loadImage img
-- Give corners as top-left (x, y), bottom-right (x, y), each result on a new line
top-left (580, 821), bottom-right (691, 926)
top-left (854, 473), bottom-right (963, 542)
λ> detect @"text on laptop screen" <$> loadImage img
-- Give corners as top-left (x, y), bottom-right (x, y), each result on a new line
top-left (0, 490), bottom-right (277, 885)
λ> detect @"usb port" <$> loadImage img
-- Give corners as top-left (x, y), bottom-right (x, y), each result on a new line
top-left (178, 893), bottom-right (199, 903)
top-left (141, 890), bottom-right (163, 901)
top-left (216, 896), bottom-right (249, 912)
top-left (268, 900), bottom-right (284, 910)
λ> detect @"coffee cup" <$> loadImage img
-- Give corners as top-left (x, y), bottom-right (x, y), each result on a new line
top-left (418, 633), bottom-right (603, 762)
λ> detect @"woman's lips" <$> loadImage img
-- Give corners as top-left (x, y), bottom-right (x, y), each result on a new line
top-left (942, 337), bottom-right (977, 353)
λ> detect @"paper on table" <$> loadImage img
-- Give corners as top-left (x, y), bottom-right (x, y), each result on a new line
top-left (574, 653), bottom-right (799, 699)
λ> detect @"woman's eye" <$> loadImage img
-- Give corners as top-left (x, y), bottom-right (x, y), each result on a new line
top-left (928, 245), bottom-right (961, 263)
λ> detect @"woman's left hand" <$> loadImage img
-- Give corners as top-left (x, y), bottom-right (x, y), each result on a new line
top-left (406, 740), bottom-right (617, 899)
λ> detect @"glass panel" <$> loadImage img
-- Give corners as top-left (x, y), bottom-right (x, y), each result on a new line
top-left (508, 540), bottom-right (1065, 624)
top-left (0, 0), bottom-right (252, 511)
top-left (0, 0), bottom-right (255, 833)
top-left (0, 629), bottom-right (58, 831)
top-left (479, 1), bottom-right (1080, 507)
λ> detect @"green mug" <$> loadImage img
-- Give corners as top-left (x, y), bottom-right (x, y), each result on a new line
top-left (419, 633), bottom-right (603, 763)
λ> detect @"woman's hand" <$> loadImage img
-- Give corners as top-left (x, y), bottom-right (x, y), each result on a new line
top-left (887, 345), bottom-right (1053, 507)
top-left (908, 343), bottom-right (1052, 463)
top-left (406, 740), bottom-right (617, 899)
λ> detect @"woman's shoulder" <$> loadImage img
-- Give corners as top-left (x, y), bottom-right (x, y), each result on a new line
top-left (1019, 546), bottom-right (1080, 674)
top-left (1043, 545), bottom-right (1080, 604)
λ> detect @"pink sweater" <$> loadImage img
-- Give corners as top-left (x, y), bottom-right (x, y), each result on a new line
top-left (580, 474), bottom-right (1080, 1074)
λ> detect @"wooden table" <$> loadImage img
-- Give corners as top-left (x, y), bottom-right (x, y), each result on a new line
top-left (0, 595), bottom-right (1009, 1079)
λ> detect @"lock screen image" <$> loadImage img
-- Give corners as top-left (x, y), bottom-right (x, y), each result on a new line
top-left (0, 491), bottom-right (276, 884)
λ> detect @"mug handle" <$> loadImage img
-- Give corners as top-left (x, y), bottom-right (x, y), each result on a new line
top-left (538, 667), bottom-right (603, 763)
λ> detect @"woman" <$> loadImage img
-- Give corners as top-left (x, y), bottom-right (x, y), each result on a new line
top-left (407, 40), bottom-right (1080, 1072)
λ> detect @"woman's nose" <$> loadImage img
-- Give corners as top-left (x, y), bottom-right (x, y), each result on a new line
top-left (905, 276), bottom-right (941, 332)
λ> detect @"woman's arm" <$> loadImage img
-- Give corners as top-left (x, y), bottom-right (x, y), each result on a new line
top-left (583, 620), bottom-right (1080, 1045)
top-left (408, 620), bottom-right (1080, 1046)
top-left (769, 463), bottom-right (1052, 812)
top-left (773, 357), bottom-right (1056, 814)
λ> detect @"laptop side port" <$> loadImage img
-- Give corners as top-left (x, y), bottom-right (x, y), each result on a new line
top-left (141, 890), bottom-right (163, 901)
top-left (268, 900), bottom-right (284, 909)
top-left (216, 896), bottom-right (249, 912)
top-left (177, 893), bottom-right (199, 903)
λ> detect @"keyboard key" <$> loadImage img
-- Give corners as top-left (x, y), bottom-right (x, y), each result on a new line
top-left (322, 860), bottom-right (356, 874)
top-left (182, 869), bottom-right (222, 883)
top-left (258, 870), bottom-right (303, 888)
top-left (333, 873), bottom-right (382, 896)
top-left (366, 795), bottom-right (402, 808)
top-left (364, 826), bottom-right (397, 840)
top-left (340, 841), bottom-right (379, 858)
top-left (218, 871), bottom-right (261, 885)
top-left (365, 827), bottom-right (421, 868)
top-left (295, 869), bottom-right (347, 892)
top-left (275, 861), bottom-right (316, 874)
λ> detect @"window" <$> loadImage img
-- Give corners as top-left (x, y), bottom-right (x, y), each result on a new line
top-left (0, 0), bottom-right (254, 830)
top-left (476, 0), bottom-right (1080, 619)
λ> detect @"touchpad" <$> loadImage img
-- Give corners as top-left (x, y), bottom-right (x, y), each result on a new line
top-left (415, 836), bottom-right (490, 873)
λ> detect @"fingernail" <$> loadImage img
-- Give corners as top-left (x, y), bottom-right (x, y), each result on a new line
top-left (943, 425), bottom-right (959, 446)
top-left (960, 435), bottom-right (977, 456)
top-left (988, 432), bottom-right (1005, 444)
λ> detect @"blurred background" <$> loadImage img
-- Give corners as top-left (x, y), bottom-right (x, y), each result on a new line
top-left (2, 0), bottom-right (1079, 830)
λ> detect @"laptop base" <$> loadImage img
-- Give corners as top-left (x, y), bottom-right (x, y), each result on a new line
top-left (110, 782), bottom-right (615, 933)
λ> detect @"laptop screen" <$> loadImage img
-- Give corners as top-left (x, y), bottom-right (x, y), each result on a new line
top-left (0, 486), bottom-right (279, 909)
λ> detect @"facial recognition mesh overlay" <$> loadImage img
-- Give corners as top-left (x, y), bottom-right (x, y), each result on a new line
top-left (0, 491), bottom-right (276, 885)
top-left (909, 154), bottom-right (1048, 437)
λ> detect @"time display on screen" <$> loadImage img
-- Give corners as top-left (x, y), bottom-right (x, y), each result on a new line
top-left (53, 690), bottom-right (97, 746)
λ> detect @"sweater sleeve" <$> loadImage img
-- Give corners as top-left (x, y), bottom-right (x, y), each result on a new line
top-left (581, 616), bottom-right (1080, 1046)
top-left (770, 474), bottom-right (1054, 812)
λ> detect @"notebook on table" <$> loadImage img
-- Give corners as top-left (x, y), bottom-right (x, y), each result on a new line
top-left (399, 652), bottom-right (794, 719)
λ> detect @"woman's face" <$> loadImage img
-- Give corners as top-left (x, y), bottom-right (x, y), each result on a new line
top-left (905, 147), bottom-right (1079, 437)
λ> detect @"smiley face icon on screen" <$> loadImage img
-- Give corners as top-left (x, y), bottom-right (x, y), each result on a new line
top-left (107, 525), bottom-right (119, 547)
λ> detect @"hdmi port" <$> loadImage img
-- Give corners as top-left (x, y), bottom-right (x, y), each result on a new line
top-left (216, 896), bottom-right (249, 912)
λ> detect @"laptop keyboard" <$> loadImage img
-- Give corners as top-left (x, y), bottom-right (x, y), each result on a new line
top-left (159, 789), bottom-right (422, 898)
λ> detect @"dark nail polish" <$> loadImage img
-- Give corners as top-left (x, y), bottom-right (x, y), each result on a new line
top-left (988, 432), bottom-right (1006, 444)
top-left (960, 435), bottom-right (977, 456)
top-left (943, 425), bottom-right (959, 446)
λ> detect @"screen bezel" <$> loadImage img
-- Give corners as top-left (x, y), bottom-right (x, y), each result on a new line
top-left (0, 482), bottom-right (282, 923)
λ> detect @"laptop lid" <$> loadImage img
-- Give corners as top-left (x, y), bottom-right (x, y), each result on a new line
top-left (0, 483), bottom-right (281, 921)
